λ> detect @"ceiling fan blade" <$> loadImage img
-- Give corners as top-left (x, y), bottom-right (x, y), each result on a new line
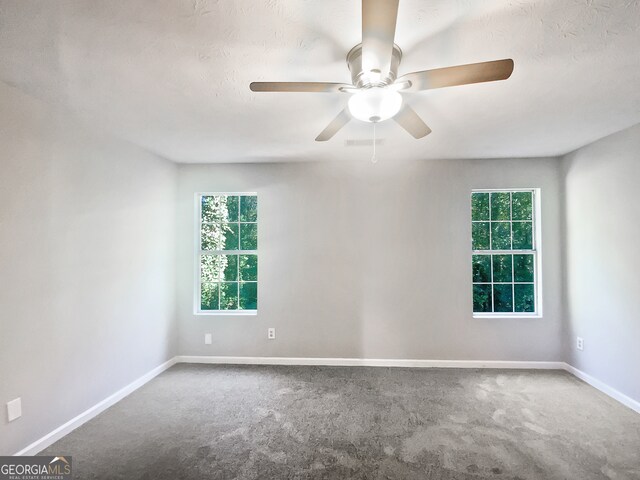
top-left (250, 82), bottom-right (351, 93)
top-left (393, 104), bottom-right (432, 139)
top-left (315, 109), bottom-right (351, 142)
top-left (397, 59), bottom-right (514, 92)
top-left (361, 0), bottom-right (400, 78)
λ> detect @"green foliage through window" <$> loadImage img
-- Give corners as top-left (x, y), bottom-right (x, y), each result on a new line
top-left (471, 190), bottom-right (537, 315)
top-left (199, 194), bottom-right (258, 312)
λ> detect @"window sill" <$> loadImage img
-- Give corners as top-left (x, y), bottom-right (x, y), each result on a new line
top-left (195, 310), bottom-right (257, 316)
top-left (473, 313), bottom-right (542, 319)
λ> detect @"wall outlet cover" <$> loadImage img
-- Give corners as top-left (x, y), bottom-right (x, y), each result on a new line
top-left (204, 333), bottom-right (212, 345)
top-left (268, 328), bottom-right (276, 340)
top-left (577, 337), bottom-right (584, 351)
top-left (7, 398), bottom-right (22, 422)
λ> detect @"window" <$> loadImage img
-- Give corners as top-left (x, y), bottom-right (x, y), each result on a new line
top-left (471, 190), bottom-right (540, 316)
top-left (196, 193), bottom-right (257, 314)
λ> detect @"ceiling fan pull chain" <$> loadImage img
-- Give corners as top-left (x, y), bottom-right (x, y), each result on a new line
top-left (371, 122), bottom-right (378, 164)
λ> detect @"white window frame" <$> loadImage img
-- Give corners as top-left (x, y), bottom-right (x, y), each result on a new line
top-left (194, 192), bottom-right (258, 316)
top-left (472, 188), bottom-right (543, 319)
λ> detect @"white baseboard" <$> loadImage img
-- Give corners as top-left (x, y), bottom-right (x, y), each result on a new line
top-left (177, 355), bottom-right (565, 370)
top-left (14, 357), bottom-right (177, 456)
top-left (563, 363), bottom-right (640, 414)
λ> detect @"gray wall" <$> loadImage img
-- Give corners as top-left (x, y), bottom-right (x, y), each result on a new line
top-left (0, 82), bottom-right (178, 455)
top-left (177, 157), bottom-right (564, 361)
top-left (562, 123), bottom-right (640, 403)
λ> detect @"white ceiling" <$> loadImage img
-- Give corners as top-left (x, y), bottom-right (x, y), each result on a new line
top-left (1, 0), bottom-right (639, 163)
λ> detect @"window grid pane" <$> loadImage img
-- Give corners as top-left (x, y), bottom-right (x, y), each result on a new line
top-left (198, 194), bottom-right (257, 312)
top-left (490, 193), bottom-right (496, 312)
top-left (510, 192), bottom-right (514, 308)
top-left (472, 190), bottom-right (537, 315)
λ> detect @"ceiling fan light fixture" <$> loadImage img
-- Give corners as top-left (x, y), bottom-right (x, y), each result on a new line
top-left (347, 87), bottom-right (403, 123)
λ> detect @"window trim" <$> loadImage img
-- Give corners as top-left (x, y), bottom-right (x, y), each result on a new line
top-left (194, 192), bottom-right (258, 316)
top-left (471, 188), bottom-right (543, 319)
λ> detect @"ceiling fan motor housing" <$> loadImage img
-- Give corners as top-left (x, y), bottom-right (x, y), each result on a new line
top-left (347, 43), bottom-right (403, 87)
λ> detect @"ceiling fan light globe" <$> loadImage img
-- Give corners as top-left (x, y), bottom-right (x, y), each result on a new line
top-left (347, 87), bottom-right (403, 123)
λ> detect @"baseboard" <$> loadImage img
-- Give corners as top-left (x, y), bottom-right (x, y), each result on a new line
top-left (562, 363), bottom-right (640, 414)
top-left (14, 357), bottom-right (178, 456)
top-left (177, 355), bottom-right (565, 370)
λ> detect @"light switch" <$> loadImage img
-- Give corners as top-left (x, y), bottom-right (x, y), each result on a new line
top-left (7, 398), bottom-right (21, 422)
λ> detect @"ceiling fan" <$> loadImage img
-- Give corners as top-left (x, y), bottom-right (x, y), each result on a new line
top-left (249, 0), bottom-right (514, 142)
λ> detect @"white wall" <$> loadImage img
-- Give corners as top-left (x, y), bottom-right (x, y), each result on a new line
top-left (563, 123), bottom-right (640, 403)
top-left (0, 82), bottom-right (177, 455)
top-left (177, 157), bottom-right (563, 361)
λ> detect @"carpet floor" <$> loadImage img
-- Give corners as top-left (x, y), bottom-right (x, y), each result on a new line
top-left (41, 364), bottom-right (640, 479)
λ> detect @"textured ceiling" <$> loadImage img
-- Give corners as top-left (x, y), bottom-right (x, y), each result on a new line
top-left (1, 0), bottom-right (639, 163)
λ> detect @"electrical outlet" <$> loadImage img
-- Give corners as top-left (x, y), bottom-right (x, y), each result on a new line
top-left (577, 337), bottom-right (584, 351)
top-left (7, 398), bottom-right (21, 422)
top-left (268, 328), bottom-right (276, 340)
top-left (204, 333), bottom-right (212, 345)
